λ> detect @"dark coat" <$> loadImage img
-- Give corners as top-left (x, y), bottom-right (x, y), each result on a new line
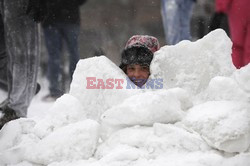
top-left (209, 12), bottom-right (230, 37)
top-left (25, 0), bottom-right (86, 24)
top-left (42, 0), bottom-right (87, 26)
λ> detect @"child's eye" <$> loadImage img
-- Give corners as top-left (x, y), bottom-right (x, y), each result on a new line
top-left (127, 65), bottom-right (135, 70)
top-left (141, 66), bottom-right (149, 71)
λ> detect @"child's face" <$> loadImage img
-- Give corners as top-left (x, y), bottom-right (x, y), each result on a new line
top-left (126, 64), bottom-right (150, 87)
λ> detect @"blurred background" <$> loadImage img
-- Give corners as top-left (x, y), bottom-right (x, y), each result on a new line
top-left (39, 0), bottom-right (216, 91)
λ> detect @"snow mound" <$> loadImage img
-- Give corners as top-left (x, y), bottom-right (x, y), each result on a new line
top-left (69, 56), bottom-right (141, 120)
top-left (33, 94), bottom-right (87, 138)
top-left (189, 64), bottom-right (250, 153)
top-left (24, 120), bottom-right (100, 165)
top-left (0, 118), bottom-right (38, 164)
top-left (96, 123), bottom-right (211, 161)
top-left (206, 76), bottom-right (249, 101)
top-left (101, 90), bottom-right (184, 126)
top-left (183, 101), bottom-right (250, 153)
top-left (233, 64), bottom-right (250, 92)
top-left (0, 119), bottom-right (100, 165)
top-left (205, 64), bottom-right (250, 102)
top-left (100, 88), bottom-right (192, 139)
top-left (1, 29), bottom-right (250, 166)
top-left (150, 29), bottom-right (235, 95)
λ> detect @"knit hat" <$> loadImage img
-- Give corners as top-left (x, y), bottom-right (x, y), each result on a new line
top-left (125, 35), bottom-right (160, 53)
top-left (120, 35), bottom-right (160, 69)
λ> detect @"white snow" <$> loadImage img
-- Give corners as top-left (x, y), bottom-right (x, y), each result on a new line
top-left (0, 29), bottom-right (250, 166)
top-left (183, 101), bottom-right (250, 153)
top-left (150, 29), bottom-right (234, 96)
top-left (100, 89), bottom-right (188, 139)
top-left (25, 119), bottom-right (100, 165)
top-left (69, 56), bottom-right (140, 120)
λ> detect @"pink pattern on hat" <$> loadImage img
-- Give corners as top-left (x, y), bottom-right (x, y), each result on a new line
top-left (125, 35), bottom-right (160, 53)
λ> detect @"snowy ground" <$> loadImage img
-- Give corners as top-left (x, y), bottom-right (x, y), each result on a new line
top-left (0, 29), bottom-right (250, 166)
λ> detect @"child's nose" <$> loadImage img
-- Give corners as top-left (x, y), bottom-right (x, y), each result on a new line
top-left (133, 69), bottom-right (141, 79)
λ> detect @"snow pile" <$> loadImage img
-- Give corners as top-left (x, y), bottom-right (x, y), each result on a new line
top-left (102, 89), bottom-right (186, 127)
top-left (95, 123), bottom-right (212, 160)
top-left (183, 63), bottom-right (250, 153)
top-left (0, 118), bottom-right (37, 164)
top-left (33, 94), bottom-right (87, 138)
top-left (0, 29), bottom-right (250, 166)
top-left (0, 118), bottom-right (99, 165)
top-left (69, 56), bottom-right (141, 120)
top-left (150, 29), bottom-right (235, 95)
top-left (101, 88), bottom-right (191, 139)
top-left (206, 65), bottom-right (250, 101)
top-left (183, 101), bottom-right (250, 153)
top-left (0, 95), bottom-right (100, 165)
top-left (25, 120), bottom-right (99, 165)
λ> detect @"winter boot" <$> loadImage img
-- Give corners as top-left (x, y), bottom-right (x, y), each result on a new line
top-left (0, 105), bottom-right (19, 130)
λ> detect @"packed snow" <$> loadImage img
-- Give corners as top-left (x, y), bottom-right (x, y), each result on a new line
top-left (0, 29), bottom-right (250, 166)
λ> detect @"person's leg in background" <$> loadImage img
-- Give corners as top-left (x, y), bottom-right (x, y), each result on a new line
top-left (43, 24), bottom-right (64, 100)
top-left (161, 0), bottom-right (180, 45)
top-left (0, 13), bottom-right (7, 91)
top-left (228, 11), bottom-right (245, 69)
top-left (161, 0), bottom-right (169, 44)
top-left (62, 23), bottom-right (80, 81)
top-left (4, 0), bottom-right (39, 117)
top-left (0, 13), bottom-right (40, 95)
top-left (0, 0), bottom-right (39, 129)
top-left (179, 0), bottom-right (195, 41)
top-left (243, 23), bottom-right (250, 66)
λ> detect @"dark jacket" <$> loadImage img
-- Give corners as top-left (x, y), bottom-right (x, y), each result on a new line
top-left (42, 0), bottom-right (87, 26)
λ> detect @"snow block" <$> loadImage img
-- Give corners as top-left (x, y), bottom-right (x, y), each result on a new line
top-left (69, 56), bottom-right (141, 121)
top-left (33, 94), bottom-right (87, 138)
top-left (100, 89), bottom-right (187, 138)
top-left (232, 64), bottom-right (250, 94)
top-left (206, 76), bottom-right (250, 101)
top-left (183, 101), bottom-right (250, 153)
top-left (0, 118), bottom-right (38, 165)
top-left (150, 29), bottom-right (235, 95)
top-left (24, 120), bottom-right (100, 165)
top-left (205, 64), bottom-right (250, 102)
top-left (96, 123), bottom-right (211, 161)
top-left (101, 89), bottom-right (185, 126)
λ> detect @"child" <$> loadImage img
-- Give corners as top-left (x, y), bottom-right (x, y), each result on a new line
top-left (119, 35), bottom-right (160, 87)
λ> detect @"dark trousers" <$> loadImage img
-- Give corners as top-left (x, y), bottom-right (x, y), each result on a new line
top-left (0, 0), bottom-right (39, 117)
top-left (43, 23), bottom-right (80, 97)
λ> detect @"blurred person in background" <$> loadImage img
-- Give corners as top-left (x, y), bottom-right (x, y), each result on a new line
top-left (0, 0), bottom-right (43, 129)
top-left (216, 0), bottom-right (250, 69)
top-left (161, 0), bottom-right (196, 45)
top-left (192, 0), bottom-right (215, 39)
top-left (42, 0), bottom-right (87, 101)
top-left (208, 0), bottom-right (230, 37)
